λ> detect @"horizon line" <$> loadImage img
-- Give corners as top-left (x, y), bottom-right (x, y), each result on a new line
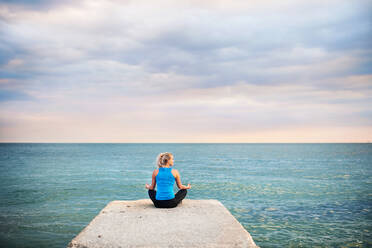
top-left (0, 142), bottom-right (371, 144)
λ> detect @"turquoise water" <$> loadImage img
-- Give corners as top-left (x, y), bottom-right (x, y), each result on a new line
top-left (0, 143), bottom-right (371, 247)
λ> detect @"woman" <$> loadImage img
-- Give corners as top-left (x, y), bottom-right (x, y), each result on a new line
top-left (145, 152), bottom-right (191, 208)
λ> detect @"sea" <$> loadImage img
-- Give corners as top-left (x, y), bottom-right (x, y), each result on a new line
top-left (0, 143), bottom-right (371, 248)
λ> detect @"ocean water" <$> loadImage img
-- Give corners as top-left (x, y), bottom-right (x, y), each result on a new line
top-left (0, 143), bottom-right (371, 248)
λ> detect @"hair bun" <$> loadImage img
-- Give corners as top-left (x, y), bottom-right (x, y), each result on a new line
top-left (156, 152), bottom-right (173, 167)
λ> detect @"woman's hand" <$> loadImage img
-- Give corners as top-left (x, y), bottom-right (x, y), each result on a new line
top-left (185, 183), bottom-right (191, 189)
top-left (145, 183), bottom-right (151, 189)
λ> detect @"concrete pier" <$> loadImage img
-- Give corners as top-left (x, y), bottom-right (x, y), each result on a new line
top-left (67, 199), bottom-right (259, 248)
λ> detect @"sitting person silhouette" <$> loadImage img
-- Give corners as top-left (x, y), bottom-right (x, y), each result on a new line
top-left (145, 152), bottom-right (191, 208)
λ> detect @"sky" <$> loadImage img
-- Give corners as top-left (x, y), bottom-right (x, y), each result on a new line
top-left (0, 0), bottom-right (371, 143)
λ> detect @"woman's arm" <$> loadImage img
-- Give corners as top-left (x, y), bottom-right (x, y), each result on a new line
top-left (145, 169), bottom-right (157, 190)
top-left (174, 169), bottom-right (191, 190)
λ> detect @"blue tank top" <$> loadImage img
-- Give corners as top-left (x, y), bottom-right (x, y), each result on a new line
top-left (156, 167), bottom-right (175, 200)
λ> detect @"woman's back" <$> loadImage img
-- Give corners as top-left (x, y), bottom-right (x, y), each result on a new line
top-left (145, 152), bottom-right (191, 208)
top-left (155, 167), bottom-right (175, 200)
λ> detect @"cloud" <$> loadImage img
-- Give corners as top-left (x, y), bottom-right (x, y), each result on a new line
top-left (0, 0), bottom-right (371, 142)
top-left (0, 88), bottom-right (32, 102)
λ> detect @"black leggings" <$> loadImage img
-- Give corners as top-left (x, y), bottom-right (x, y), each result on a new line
top-left (148, 189), bottom-right (187, 208)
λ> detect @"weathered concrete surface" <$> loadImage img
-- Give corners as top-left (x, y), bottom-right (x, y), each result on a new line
top-left (67, 199), bottom-right (259, 248)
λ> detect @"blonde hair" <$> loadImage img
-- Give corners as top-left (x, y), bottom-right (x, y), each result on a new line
top-left (156, 152), bottom-right (173, 167)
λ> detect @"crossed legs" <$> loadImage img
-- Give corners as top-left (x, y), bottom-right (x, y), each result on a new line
top-left (148, 189), bottom-right (187, 208)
